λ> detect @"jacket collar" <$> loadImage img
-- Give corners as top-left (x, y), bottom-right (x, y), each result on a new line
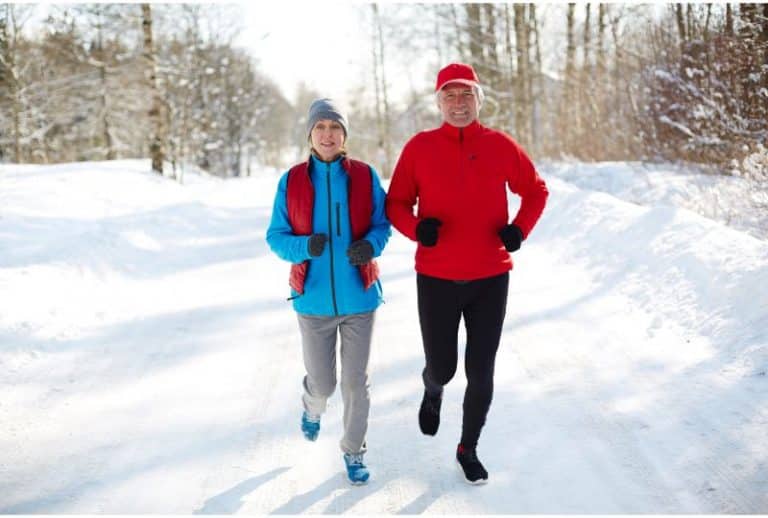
top-left (309, 153), bottom-right (345, 174)
top-left (438, 119), bottom-right (483, 140)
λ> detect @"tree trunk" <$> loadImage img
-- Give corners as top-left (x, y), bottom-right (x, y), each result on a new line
top-left (433, 6), bottom-right (443, 66)
top-left (371, 4), bottom-right (382, 155)
top-left (98, 63), bottom-right (113, 159)
top-left (449, 4), bottom-right (465, 61)
top-left (581, 4), bottom-right (592, 157)
top-left (2, 5), bottom-right (23, 162)
top-left (597, 4), bottom-right (606, 76)
top-left (596, 4), bottom-right (608, 159)
top-left (93, 7), bottom-right (114, 160)
top-left (763, 4), bottom-right (768, 42)
top-left (675, 4), bottom-right (687, 45)
top-left (513, 4), bottom-right (529, 148)
top-left (377, 8), bottom-right (391, 176)
top-left (686, 4), bottom-right (694, 40)
top-left (11, 77), bottom-right (20, 162)
top-left (465, 4), bottom-right (483, 68)
top-left (562, 3), bottom-right (576, 154)
top-left (763, 4), bottom-right (768, 93)
top-left (372, 4), bottom-right (392, 177)
top-left (503, 5), bottom-right (513, 79)
top-left (609, 7), bottom-right (626, 156)
top-left (483, 4), bottom-right (500, 95)
top-left (141, 3), bottom-right (165, 174)
top-left (583, 4), bottom-right (591, 69)
top-left (530, 4), bottom-right (542, 156)
top-left (502, 4), bottom-right (514, 129)
top-left (738, 4), bottom-right (760, 119)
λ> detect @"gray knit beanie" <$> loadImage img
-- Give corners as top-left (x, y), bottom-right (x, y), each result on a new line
top-left (306, 98), bottom-right (348, 138)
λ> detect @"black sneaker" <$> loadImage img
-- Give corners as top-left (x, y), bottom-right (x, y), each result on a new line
top-left (418, 390), bottom-right (442, 435)
top-left (456, 443), bottom-right (488, 485)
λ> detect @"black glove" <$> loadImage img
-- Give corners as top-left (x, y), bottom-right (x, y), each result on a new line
top-left (307, 233), bottom-right (328, 257)
top-left (416, 218), bottom-right (442, 247)
top-left (346, 239), bottom-right (374, 266)
top-left (498, 224), bottom-right (523, 252)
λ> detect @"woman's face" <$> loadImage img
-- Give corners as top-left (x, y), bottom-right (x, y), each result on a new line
top-left (310, 119), bottom-right (345, 161)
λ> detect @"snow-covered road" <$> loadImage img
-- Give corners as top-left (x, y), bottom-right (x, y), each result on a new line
top-left (1, 160), bottom-right (766, 513)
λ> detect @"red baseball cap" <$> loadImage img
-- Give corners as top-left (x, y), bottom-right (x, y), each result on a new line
top-left (435, 62), bottom-right (481, 92)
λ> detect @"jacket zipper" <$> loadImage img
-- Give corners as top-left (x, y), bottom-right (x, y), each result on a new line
top-left (336, 202), bottom-right (341, 237)
top-left (326, 163), bottom-right (339, 316)
top-left (458, 127), bottom-right (464, 194)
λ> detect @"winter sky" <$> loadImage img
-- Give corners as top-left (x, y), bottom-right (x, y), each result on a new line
top-left (236, 1), bottom-right (435, 108)
top-left (238, 2), bottom-right (372, 104)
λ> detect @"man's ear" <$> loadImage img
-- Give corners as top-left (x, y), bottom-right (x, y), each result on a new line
top-left (475, 86), bottom-right (485, 110)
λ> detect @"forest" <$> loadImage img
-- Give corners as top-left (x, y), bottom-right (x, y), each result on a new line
top-left (1, 3), bottom-right (766, 185)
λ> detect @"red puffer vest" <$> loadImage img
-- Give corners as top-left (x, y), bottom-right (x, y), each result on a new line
top-left (286, 157), bottom-right (380, 294)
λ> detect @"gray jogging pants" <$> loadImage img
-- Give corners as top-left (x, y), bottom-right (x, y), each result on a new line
top-left (296, 311), bottom-right (375, 455)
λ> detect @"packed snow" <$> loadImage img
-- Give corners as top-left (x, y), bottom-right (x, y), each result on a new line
top-left (0, 159), bottom-right (766, 513)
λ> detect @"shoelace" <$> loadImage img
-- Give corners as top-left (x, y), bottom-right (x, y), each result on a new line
top-left (346, 453), bottom-right (364, 466)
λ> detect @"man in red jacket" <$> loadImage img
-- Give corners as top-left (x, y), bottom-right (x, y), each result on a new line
top-left (386, 63), bottom-right (548, 484)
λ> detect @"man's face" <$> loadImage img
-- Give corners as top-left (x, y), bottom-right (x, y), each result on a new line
top-left (437, 83), bottom-right (479, 128)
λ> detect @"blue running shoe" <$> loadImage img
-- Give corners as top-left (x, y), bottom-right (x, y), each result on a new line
top-left (343, 452), bottom-right (370, 485)
top-left (301, 411), bottom-right (320, 441)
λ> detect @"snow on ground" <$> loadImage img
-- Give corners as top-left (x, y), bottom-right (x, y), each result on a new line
top-left (542, 160), bottom-right (768, 240)
top-left (0, 159), bottom-right (766, 513)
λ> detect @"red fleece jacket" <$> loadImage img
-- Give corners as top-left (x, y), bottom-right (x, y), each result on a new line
top-left (386, 120), bottom-right (549, 280)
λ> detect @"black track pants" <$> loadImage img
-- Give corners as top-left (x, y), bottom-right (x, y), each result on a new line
top-left (417, 272), bottom-right (509, 449)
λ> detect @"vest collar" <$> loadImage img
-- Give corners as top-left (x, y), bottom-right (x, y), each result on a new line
top-left (438, 119), bottom-right (483, 141)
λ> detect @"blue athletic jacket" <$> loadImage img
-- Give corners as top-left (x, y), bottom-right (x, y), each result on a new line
top-left (266, 154), bottom-right (391, 316)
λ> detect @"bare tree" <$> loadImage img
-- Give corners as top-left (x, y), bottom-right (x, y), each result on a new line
top-left (465, 4), bottom-right (483, 71)
top-left (529, 4), bottom-right (542, 155)
top-left (370, 3), bottom-right (392, 177)
top-left (675, 3), bottom-right (687, 58)
top-left (578, 4), bottom-right (592, 154)
top-left (449, 4), bottom-right (466, 61)
top-left (0, 4), bottom-right (32, 162)
top-left (483, 4), bottom-right (501, 95)
top-left (71, 4), bottom-right (125, 159)
top-left (141, 4), bottom-right (165, 174)
top-left (513, 4), bottom-right (530, 148)
top-left (561, 3), bottom-right (577, 154)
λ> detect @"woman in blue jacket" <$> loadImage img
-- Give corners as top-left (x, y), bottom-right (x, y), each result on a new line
top-left (266, 99), bottom-right (390, 485)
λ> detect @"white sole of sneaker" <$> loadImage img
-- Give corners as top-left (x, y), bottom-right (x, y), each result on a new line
top-left (343, 474), bottom-right (370, 486)
top-left (456, 459), bottom-right (488, 485)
